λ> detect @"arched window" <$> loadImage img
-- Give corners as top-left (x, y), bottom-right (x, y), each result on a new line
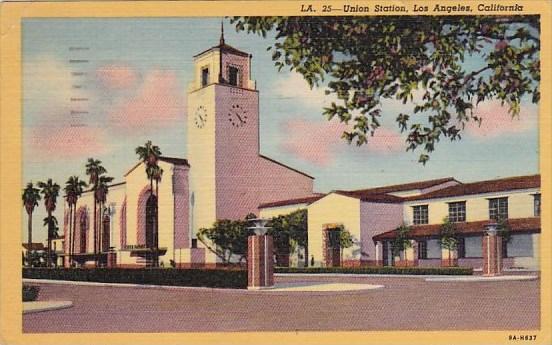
top-left (102, 213), bottom-right (110, 252)
top-left (80, 211), bottom-right (88, 253)
top-left (145, 195), bottom-right (157, 249)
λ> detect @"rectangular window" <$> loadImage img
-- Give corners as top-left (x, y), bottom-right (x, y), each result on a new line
top-left (201, 67), bottom-right (209, 87)
top-left (464, 236), bottom-right (483, 258)
top-left (412, 205), bottom-right (429, 225)
top-left (228, 66), bottom-right (239, 86)
top-left (489, 197), bottom-right (508, 220)
top-left (418, 241), bottom-right (427, 259)
top-left (426, 239), bottom-right (441, 259)
top-left (448, 201), bottom-right (466, 222)
top-left (534, 194), bottom-right (541, 217)
top-left (506, 234), bottom-right (534, 257)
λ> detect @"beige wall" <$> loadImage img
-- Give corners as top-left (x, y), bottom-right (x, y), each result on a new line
top-left (403, 188), bottom-right (540, 225)
top-left (307, 193), bottom-right (360, 266)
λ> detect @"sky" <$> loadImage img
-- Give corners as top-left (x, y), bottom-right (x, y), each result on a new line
top-left (22, 18), bottom-right (539, 243)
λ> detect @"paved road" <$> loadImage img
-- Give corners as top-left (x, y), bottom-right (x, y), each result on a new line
top-left (23, 275), bottom-right (539, 332)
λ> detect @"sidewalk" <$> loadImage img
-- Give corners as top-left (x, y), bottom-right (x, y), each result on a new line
top-left (23, 301), bottom-right (73, 314)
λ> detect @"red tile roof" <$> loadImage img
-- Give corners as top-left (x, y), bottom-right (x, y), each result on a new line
top-left (405, 175), bottom-right (540, 201)
top-left (334, 177), bottom-right (458, 202)
top-left (194, 42), bottom-right (250, 58)
top-left (259, 194), bottom-right (325, 209)
top-left (373, 217), bottom-right (541, 241)
top-left (22, 243), bottom-right (45, 251)
top-left (158, 156), bottom-right (190, 166)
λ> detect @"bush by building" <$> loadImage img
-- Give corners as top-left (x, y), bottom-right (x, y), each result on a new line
top-left (275, 266), bottom-right (473, 275)
top-left (22, 285), bottom-right (40, 301)
top-left (23, 268), bottom-right (247, 289)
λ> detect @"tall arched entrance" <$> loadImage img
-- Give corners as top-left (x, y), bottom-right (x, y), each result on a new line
top-left (102, 213), bottom-right (110, 253)
top-left (145, 194), bottom-right (157, 249)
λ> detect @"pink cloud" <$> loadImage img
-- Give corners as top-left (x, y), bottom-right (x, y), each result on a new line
top-left (466, 101), bottom-right (538, 138)
top-left (281, 119), bottom-right (403, 166)
top-left (96, 64), bottom-right (139, 90)
top-left (108, 69), bottom-right (185, 132)
top-left (27, 125), bottom-right (108, 160)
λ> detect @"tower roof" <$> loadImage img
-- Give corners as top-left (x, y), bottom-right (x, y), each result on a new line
top-left (193, 21), bottom-right (250, 58)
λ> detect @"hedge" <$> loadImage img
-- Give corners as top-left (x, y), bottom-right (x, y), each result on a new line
top-left (22, 285), bottom-right (40, 301)
top-left (23, 268), bottom-right (247, 289)
top-left (275, 266), bottom-right (473, 275)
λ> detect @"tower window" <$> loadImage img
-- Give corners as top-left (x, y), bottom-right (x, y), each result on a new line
top-left (228, 66), bottom-right (239, 86)
top-left (201, 67), bottom-right (209, 87)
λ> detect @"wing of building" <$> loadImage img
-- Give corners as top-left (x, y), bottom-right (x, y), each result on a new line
top-left (260, 174), bottom-right (541, 271)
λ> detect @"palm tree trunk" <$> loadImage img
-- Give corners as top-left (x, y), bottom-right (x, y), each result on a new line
top-left (155, 180), bottom-right (159, 267)
top-left (27, 211), bottom-right (32, 267)
top-left (93, 198), bottom-right (97, 267)
top-left (47, 211), bottom-right (52, 268)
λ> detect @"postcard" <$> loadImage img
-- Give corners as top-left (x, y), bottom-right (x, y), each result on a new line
top-left (1, 1), bottom-right (550, 344)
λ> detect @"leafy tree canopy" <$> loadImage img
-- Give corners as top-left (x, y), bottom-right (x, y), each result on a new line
top-left (231, 16), bottom-right (540, 164)
top-left (268, 209), bottom-right (308, 251)
top-left (197, 217), bottom-right (252, 263)
top-left (439, 216), bottom-right (458, 250)
top-left (392, 224), bottom-right (412, 255)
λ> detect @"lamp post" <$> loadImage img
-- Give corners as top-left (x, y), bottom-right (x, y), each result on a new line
top-left (247, 218), bottom-right (274, 290)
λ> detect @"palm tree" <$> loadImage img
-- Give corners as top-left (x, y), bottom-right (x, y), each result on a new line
top-left (37, 179), bottom-right (60, 267)
top-left (135, 141), bottom-right (162, 267)
top-left (22, 182), bottom-right (41, 267)
top-left (152, 166), bottom-right (163, 266)
top-left (95, 175), bottom-right (114, 261)
top-left (64, 176), bottom-right (87, 267)
top-left (85, 158), bottom-right (107, 267)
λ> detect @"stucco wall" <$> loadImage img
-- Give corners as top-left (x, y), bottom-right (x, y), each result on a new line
top-left (403, 188), bottom-right (540, 225)
top-left (360, 201), bottom-right (403, 264)
top-left (307, 193), bottom-right (360, 266)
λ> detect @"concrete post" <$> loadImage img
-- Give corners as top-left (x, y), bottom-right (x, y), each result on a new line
top-left (375, 241), bottom-right (383, 266)
top-left (247, 234), bottom-right (274, 290)
top-left (482, 223), bottom-right (502, 276)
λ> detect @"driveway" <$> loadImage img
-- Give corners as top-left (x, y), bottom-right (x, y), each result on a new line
top-left (23, 275), bottom-right (539, 332)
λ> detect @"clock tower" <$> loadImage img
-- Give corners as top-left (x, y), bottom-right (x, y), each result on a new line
top-left (187, 26), bottom-right (259, 238)
top-left (187, 25), bottom-right (314, 264)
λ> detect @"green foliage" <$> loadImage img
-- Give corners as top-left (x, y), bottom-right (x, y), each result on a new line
top-left (22, 285), bottom-right (40, 302)
top-left (275, 266), bottom-right (473, 275)
top-left (197, 217), bottom-right (252, 263)
top-left (23, 268), bottom-right (247, 289)
top-left (231, 16), bottom-right (540, 164)
top-left (392, 224), bottom-right (412, 256)
top-left (339, 227), bottom-right (354, 249)
top-left (497, 217), bottom-right (512, 243)
top-left (42, 216), bottom-right (59, 239)
top-left (22, 182), bottom-right (41, 215)
top-left (268, 209), bottom-right (308, 252)
top-left (439, 217), bottom-right (458, 250)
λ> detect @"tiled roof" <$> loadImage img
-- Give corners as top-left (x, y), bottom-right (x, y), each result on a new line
top-left (405, 175), bottom-right (540, 201)
top-left (158, 156), bottom-right (190, 166)
top-left (373, 217), bottom-right (541, 241)
top-left (334, 177), bottom-right (458, 202)
top-left (259, 194), bottom-right (325, 209)
top-left (194, 43), bottom-right (250, 58)
top-left (334, 191), bottom-right (404, 204)
top-left (22, 243), bottom-right (45, 250)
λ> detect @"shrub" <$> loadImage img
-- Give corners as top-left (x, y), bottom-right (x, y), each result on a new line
top-left (23, 285), bottom-right (40, 301)
top-left (23, 268), bottom-right (247, 289)
top-left (275, 266), bottom-right (473, 275)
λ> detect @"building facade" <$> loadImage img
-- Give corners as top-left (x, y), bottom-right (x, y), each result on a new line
top-left (260, 175), bottom-right (541, 270)
top-left (62, 35), bottom-right (315, 268)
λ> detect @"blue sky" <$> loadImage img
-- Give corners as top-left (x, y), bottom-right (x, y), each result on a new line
top-left (22, 18), bottom-right (539, 242)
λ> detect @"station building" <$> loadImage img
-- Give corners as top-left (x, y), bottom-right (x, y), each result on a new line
top-left (62, 35), bottom-right (541, 271)
top-left (260, 174), bottom-right (541, 270)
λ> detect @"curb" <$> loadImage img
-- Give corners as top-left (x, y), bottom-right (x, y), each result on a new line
top-left (23, 301), bottom-right (73, 314)
top-left (275, 273), bottom-right (473, 279)
top-left (425, 275), bottom-right (539, 282)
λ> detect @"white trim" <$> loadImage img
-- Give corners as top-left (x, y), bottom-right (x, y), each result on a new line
top-left (402, 188), bottom-right (540, 206)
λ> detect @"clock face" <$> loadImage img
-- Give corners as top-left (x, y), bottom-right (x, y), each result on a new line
top-left (194, 105), bottom-right (207, 128)
top-left (227, 104), bottom-right (248, 128)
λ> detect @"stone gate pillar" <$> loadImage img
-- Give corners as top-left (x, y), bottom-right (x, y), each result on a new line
top-left (482, 222), bottom-right (502, 276)
top-left (247, 233), bottom-right (274, 290)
